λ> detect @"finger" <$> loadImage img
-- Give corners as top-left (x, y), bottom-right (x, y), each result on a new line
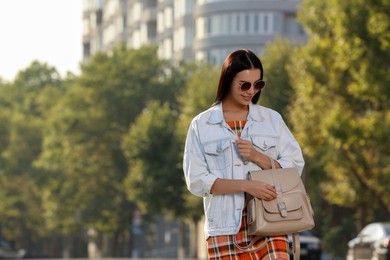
top-left (236, 139), bottom-right (249, 145)
top-left (235, 141), bottom-right (243, 148)
top-left (265, 188), bottom-right (277, 197)
top-left (264, 189), bottom-right (277, 199)
top-left (260, 185), bottom-right (276, 197)
top-left (261, 190), bottom-right (274, 201)
top-left (263, 183), bottom-right (275, 191)
top-left (264, 196), bottom-right (276, 201)
top-left (265, 190), bottom-right (277, 200)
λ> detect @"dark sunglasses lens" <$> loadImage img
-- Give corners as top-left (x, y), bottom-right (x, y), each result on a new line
top-left (240, 82), bottom-right (252, 91)
top-left (254, 80), bottom-right (265, 90)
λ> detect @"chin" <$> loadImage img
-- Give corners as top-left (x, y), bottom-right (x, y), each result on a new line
top-left (241, 99), bottom-right (252, 104)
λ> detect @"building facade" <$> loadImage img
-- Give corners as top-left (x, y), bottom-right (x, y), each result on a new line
top-left (83, 0), bottom-right (305, 65)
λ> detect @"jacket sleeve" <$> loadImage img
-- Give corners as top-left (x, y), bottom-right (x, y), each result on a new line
top-left (183, 119), bottom-right (218, 197)
top-left (276, 118), bottom-right (305, 175)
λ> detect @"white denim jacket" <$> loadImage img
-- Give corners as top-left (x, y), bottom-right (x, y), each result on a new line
top-left (183, 102), bottom-right (305, 239)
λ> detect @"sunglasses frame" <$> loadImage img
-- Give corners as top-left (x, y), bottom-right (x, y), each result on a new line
top-left (238, 79), bottom-right (266, 91)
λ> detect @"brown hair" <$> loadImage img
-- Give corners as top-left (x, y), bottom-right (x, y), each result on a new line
top-left (214, 49), bottom-right (264, 104)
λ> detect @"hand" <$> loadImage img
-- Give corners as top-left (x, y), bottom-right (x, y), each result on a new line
top-left (245, 180), bottom-right (277, 201)
top-left (236, 138), bottom-right (258, 163)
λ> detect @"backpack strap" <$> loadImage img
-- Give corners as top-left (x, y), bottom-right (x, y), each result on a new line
top-left (292, 233), bottom-right (300, 260)
top-left (233, 235), bottom-right (268, 253)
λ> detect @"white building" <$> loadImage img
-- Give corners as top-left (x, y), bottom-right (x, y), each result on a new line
top-left (83, 0), bottom-right (305, 65)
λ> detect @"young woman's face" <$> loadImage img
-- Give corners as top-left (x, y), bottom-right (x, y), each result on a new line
top-left (224, 69), bottom-right (262, 107)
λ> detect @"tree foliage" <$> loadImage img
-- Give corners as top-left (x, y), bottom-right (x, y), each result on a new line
top-left (0, 62), bottom-right (64, 250)
top-left (1, 7), bottom-right (389, 256)
top-left (260, 37), bottom-right (296, 120)
top-left (288, 0), bottom-right (390, 256)
top-left (36, 46), bottom-right (172, 236)
top-left (122, 101), bottom-right (185, 218)
top-left (176, 63), bottom-right (219, 222)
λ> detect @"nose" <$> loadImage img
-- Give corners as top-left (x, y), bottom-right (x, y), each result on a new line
top-left (246, 85), bottom-right (257, 94)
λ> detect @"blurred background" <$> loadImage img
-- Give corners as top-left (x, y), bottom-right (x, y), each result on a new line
top-left (0, 0), bottom-right (389, 259)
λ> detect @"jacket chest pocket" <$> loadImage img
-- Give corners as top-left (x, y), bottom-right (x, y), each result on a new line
top-left (203, 139), bottom-right (232, 171)
top-left (251, 135), bottom-right (279, 159)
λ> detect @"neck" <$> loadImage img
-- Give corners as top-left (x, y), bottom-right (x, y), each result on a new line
top-left (222, 102), bottom-right (249, 122)
top-left (222, 102), bottom-right (249, 112)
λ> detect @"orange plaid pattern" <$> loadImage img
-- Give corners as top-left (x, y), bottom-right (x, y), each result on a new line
top-left (207, 210), bottom-right (289, 260)
top-left (227, 120), bottom-right (246, 137)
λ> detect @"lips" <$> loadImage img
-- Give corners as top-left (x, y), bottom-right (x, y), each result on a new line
top-left (242, 95), bottom-right (252, 101)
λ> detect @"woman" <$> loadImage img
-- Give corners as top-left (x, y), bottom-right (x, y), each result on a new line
top-left (183, 49), bottom-right (304, 259)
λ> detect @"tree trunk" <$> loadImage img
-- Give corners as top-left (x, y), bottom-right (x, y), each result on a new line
top-left (358, 202), bottom-right (369, 231)
top-left (177, 218), bottom-right (185, 259)
top-left (87, 228), bottom-right (100, 259)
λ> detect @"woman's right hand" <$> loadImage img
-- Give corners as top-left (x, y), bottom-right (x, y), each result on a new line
top-left (245, 180), bottom-right (277, 201)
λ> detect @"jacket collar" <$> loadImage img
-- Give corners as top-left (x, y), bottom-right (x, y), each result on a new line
top-left (207, 102), bottom-right (265, 124)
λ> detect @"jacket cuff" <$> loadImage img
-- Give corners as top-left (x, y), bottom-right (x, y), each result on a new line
top-left (202, 174), bottom-right (218, 197)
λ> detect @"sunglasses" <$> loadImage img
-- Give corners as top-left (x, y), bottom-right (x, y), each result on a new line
top-left (238, 79), bottom-right (266, 91)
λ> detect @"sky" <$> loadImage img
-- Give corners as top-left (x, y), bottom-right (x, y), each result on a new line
top-left (0, 0), bottom-right (83, 81)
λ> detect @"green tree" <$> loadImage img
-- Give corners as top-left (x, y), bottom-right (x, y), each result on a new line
top-left (122, 101), bottom-right (185, 217)
top-left (36, 45), bottom-right (172, 256)
top-left (0, 62), bottom-right (65, 252)
top-left (13, 61), bottom-right (62, 116)
top-left (78, 45), bottom-right (170, 125)
top-left (288, 0), bottom-right (390, 256)
top-left (260, 37), bottom-right (297, 120)
top-left (174, 62), bottom-right (219, 258)
top-left (176, 62), bottom-right (219, 221)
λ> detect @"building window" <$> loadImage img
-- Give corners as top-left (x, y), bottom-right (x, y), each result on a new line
top-left (185, 0), bottom-right (195, 14)
top-left (96, 9), bottom-right (102, 25)
top-left (254, 15), bottom-right (259, 32)
top-left (185, 27), bottom-right (193, 46)
top-left (122, 14), bottom-right (127, 30)
top-left (145, 0), bottom-right (157, 7)
top-left (83, 42), bottom-right (91, 59)
top-left (273, 15), bottom-right (280, 33)
top-left (236, 15), bottom-right (240, 32)
top-left (147, 21), bottom-right (156, 40)
top-left (228, 14), bottom-right (232, 33)
top-left (206, 16), bottom-right (212, 34)
top-left (245, 14), bottom-right (250, 32)
top-left (199, 12), bottom-right (278, 37)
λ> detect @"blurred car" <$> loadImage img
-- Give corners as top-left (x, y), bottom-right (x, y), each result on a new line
top-left (0, 237), bottom-right (24, 259)
top-left (347, 222), bottom-right (390, 260)
top-left (289, 230), bottom-right (322, 260)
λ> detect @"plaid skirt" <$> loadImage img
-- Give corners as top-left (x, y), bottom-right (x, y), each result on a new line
top-left (207, 209), bottom-right (289, 260)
